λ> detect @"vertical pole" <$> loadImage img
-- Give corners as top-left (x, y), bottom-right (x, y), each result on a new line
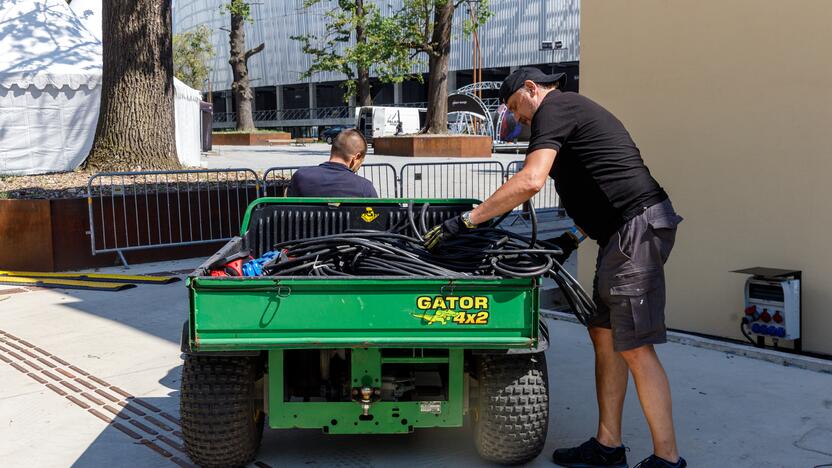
top-left (225, 92), bottom-right (232, 123)
top-left (268, 349), bottom-right (284, 427)
top-left (393, 82), bottom-right (402, 105)
top-left (446, 349), bottom-right (464, 425)
top-left (308, 83), bottom-right (317, 120)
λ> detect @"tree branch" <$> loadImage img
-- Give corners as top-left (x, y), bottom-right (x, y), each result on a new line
top-left (245, 42), bottom-right (265, 59)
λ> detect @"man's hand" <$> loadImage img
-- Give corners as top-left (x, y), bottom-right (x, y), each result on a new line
top-left (423, 212), bottom-right (477, 250)
top-left (542, 231), bottom-right (580, 264)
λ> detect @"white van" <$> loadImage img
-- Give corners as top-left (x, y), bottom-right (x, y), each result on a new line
top-left (355, 106), bottom-right (425, 144)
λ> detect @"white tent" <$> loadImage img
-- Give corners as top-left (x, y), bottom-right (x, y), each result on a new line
top-left (172, 77), bottom-right (203, 167)
top-left (0, 0), bottom-right (204, 176)
top-left (0, 0), bottom-right (103, 175)
top-left (69, 0), bottom-right (204, 168)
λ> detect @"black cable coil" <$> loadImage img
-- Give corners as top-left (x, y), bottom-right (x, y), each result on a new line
top-left (262, 202), bottom-right (597, 326)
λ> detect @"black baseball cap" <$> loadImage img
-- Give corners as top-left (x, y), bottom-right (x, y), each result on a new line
top-left (499, 67), bottom-right (567, 104)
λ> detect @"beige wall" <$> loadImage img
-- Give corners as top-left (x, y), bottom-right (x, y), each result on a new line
top-left (578, 0), bottom-right (832, 354)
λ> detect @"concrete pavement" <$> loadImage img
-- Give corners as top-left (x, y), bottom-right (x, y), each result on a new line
top-left (1, 258), bottom-right (831, 467)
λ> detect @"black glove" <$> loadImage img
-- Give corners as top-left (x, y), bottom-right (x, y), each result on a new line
top-left (423, 212), bottom-right (477, 250)
top-left (542, 232), bottom-right (580, 264)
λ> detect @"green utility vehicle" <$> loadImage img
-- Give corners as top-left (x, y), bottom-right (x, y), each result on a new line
top-left (180, 198), bottom-right (550, 467)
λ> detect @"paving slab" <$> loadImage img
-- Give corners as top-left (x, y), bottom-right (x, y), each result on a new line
top-left (0, 258), bottom-right (831, 467)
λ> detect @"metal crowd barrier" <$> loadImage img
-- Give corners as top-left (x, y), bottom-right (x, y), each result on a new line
top-left (86, 169), bottom-right (261, 265)
top-left (261, 163), bottom-right (399, 198)
top-left (86, 160), bottom-right (561, 262)
top-left (398, 161), bottom-right (506, 200)
top-left (504, 160), bottom-right (560, 210)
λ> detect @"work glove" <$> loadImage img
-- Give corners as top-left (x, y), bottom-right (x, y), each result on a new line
top-left (423, 211), bottom-right (477, 250)
top-left (541, 231), bottom-right (580, 264)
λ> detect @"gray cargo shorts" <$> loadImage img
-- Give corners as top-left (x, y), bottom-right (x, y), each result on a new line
top-left (589, 198), bottom-right (683, 351)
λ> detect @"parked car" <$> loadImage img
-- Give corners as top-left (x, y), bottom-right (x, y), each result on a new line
top-left (319, 125), bottom-right (353, 144)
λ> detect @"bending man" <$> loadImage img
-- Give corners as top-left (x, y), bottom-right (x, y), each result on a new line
top-left (424, 68), bottom-right (685, 468)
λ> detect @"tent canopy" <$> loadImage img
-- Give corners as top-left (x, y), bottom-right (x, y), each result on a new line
top-left (0, 0), bottom-right (204, 175)
top-left (0, 0), bottom-right (102, 90)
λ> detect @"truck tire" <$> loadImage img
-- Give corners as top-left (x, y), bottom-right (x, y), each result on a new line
top-left (473, 353), bottom-right (549, 465)
top-left (325, 136), bottom-right (333, 144)
top-left (180, 355), bottom-right (264, 467)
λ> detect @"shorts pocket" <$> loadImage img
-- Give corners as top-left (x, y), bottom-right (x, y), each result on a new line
top-left (647, 214), bottom-right (682, 263)
top-left (648, 213), bottom-right (683, 231)
top-left (610, 269), bottom-right (664, 337)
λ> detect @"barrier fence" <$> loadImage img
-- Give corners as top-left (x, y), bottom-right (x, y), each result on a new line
top-left (399, 161), bottom-right (506, 200)
top-left (87, 161), bottom-right (560, 261)
top-left (86, 169), bottom-right (261, 265)
top-left (504, 160), bottom-right (560, 209)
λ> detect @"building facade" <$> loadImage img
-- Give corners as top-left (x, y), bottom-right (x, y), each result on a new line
top-left (173, 0), bottom-right (581, 134)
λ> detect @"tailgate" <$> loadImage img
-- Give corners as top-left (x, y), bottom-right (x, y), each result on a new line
top-left (189, 276), bottom-right (539, 350)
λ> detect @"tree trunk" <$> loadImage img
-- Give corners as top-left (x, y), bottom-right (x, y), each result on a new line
top-left (355, 0), bottom-right (372, 107)
top-left (423, 1), bottom-right (454, 134)
top-left (357, 68), bottom-right (371, 107)
top-left (86, 0), bottom-right (179, 171)
top-left (228, 5), bottom-right (264, 131)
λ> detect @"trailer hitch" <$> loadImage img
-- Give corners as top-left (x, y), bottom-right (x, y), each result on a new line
top-left (351, 386), bottom-right (381, 416)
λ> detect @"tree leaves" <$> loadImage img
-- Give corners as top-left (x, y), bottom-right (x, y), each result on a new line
top-left (173, 25), bottom-right (215, 90)
top-left (294, 0), bottom-right (490, 103)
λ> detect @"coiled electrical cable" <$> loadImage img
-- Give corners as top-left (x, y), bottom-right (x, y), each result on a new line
top-left (263, 203), bottom-right (597, 326)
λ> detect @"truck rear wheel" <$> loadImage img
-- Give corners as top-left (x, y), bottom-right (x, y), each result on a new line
top-left (473, 353), bottom-right (549, 465)
top-left (180, 355), bottom-right (264, 467)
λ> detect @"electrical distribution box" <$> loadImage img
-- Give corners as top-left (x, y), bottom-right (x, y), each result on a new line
top-left (734, 268), bottom-right (802, 344)
top-left (744, 277), bottom-right (800, 339)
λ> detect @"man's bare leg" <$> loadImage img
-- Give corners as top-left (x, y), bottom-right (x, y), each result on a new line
top-left (589, 327), bottom-right (629, 448)
top-left (619, 344), bottom-right (679, 462)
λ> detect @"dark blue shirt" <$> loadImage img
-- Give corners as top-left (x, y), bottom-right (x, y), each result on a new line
top-left (287, 162), bottom-right (378, 198)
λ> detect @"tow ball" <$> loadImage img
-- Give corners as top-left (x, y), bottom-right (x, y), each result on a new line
top-left (351, 386), bottom-right (381, 416)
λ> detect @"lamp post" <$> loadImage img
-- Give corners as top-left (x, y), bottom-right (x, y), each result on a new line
top-left (466, 1), bottom-right (483, 99)
top-left (540, 40), bottom-right (567, 74)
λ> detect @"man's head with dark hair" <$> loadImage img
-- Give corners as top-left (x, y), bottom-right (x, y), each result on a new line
top-left (329, 129), bottom-right (368, 172)
top-left (500, 67), bottom-right (567, 127)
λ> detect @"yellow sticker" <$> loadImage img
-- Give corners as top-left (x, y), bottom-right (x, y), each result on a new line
top-left (412, 295), bottom-right (490, 325)
top-left (361, 207), bottom-right (380, 223)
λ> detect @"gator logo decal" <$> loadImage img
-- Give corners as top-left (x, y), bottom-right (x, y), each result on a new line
top-left (412, 295), bottom-right (490, 325)
top-left (361, 207), bottom-right (380, 223)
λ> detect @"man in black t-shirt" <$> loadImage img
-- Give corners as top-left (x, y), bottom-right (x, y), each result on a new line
top-left (287, 129), bottom-right (377, 198)
top-left (423, 68), bottom-right (685, 468)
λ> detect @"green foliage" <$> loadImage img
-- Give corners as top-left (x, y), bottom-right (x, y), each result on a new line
top-left (293, 1), bottom-right (491, 101)
top-left (173, 25), bottom-right (215, 90)
top-left (293, 1), bottom-right (416, 100)
top-left (395, 0), bottom-right (492, 57)
top-left (222, 0), bottom-right (253, 22)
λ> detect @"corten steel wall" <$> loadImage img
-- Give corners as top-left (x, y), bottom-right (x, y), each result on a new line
top-left (579, 0), bottom-right (832, 355)
top-left (174, 0), bottom-right (580, 90)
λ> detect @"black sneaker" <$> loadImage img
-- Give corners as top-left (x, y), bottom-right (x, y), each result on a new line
top-left (552, 437), bottom-right (628, 467)
top-left (633, 455), bottom-right (687, 468)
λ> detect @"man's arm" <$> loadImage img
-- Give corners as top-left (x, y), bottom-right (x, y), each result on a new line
top-left (468, 148), bottom-right (557, 225)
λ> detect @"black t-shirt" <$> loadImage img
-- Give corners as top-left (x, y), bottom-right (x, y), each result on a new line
top-left (527, 91), bottom-right (667, 243)
top-left (287, 162), bottom-right (378, 198)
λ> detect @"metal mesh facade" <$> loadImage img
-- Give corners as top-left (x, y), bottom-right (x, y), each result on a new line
top-left (174, 0), bottom-right (580, 91)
